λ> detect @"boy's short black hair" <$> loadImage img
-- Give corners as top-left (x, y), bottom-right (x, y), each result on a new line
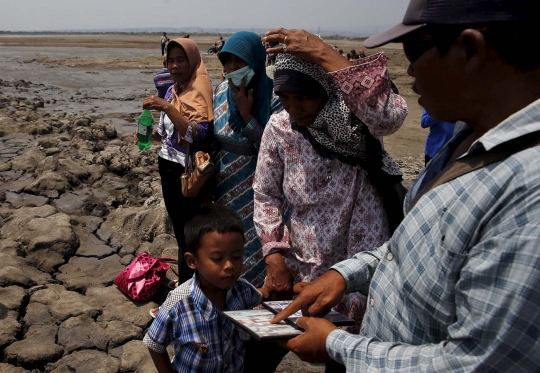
top-left (184, 204), bottom-right (244, 255)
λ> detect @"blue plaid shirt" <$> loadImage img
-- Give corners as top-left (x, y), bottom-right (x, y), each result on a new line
top-left (143, 276), bottom-right (262, 373)
top-left (328, 98), bottom-right (540, 372)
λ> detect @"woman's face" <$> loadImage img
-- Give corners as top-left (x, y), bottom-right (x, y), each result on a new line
top-left (276, 91), bottom-right (326, 126)
top-left (221, 53), bottom-right (248, 75)
top-left (167, 45), bottom-right (190, 86)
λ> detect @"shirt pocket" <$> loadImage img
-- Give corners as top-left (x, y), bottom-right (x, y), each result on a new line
top-left (180, 342), bottom-right (217, 367)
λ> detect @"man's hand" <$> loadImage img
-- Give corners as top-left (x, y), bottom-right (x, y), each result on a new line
top-left (293, 281), bottom-right (308, 295)
top-left (279, 317), bottom-right (337, 363)
top-left (271, 269), bottom-right (346, 323)
top-left (228, 77), bottom-right (254, 124)
top-left (264, 253), bottom-right (294, 300)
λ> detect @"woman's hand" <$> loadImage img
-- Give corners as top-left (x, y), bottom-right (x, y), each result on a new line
top-left (263, 28), bottom-right (353, 73)
top-left (134, 129), bottom-right (161, 145)
top-left (228, 77), bottom-right (254, 124)
top-left (143, 96), bottom-right (170, 112)
top-left (264, 253), bottom-right (294, 300)
top-left (144, 95), bottom-right (191, 137)
top-left (152, 129), bottom-right (162, 142)
top-left (257, 287), bottom-right (271, 301)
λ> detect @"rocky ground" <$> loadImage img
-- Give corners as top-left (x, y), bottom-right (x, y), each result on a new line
top-left (0, 35), bottom-right (425, 373)
top-left (0, 78), bottom-right (347, 373)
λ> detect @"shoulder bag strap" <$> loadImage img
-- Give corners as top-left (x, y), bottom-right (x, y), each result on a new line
top-left (183, 121), bottom-right (201, 175)
top-left (408, 131), bottom-right (540, 212)
top-left (184, 141), bottom-right (193, 174)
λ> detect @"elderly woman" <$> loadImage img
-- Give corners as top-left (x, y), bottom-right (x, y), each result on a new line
top-left (212, 31), bottom-right (283, 287)
top-left (254, 30), bottom-right (408, 330)
top-left (138, 38), bottom-right (214, 283)
top-left (250, 30), bottom-right (407, 373)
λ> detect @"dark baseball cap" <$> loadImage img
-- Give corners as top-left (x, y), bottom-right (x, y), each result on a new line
top-left (365, 0), bottom-right (538, 48)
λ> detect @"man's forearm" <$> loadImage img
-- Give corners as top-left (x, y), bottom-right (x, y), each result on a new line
top-left (331, 242), bottom-right (387, 294)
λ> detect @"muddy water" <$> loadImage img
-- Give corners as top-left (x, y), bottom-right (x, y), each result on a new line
top-left (0, 45), bottom-right (220, 135)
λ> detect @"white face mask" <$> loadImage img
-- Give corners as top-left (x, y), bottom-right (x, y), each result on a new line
top-left (224, 65), bottom-right (255, 88)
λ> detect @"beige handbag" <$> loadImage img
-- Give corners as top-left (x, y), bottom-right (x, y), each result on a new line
top-left (181, 122), bottom-right (216, 198)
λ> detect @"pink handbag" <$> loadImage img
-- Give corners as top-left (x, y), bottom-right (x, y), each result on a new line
top-left (114, 252), bottom-right (178, 302)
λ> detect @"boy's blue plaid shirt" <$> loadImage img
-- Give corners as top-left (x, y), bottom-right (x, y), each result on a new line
top-left (143, 276), bottom-right (261, 373)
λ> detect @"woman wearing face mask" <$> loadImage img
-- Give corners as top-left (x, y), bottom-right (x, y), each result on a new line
top-left (137, 38), bottom-right (214, 284)
top-left (212, 31), bottom-right (283, 288)
top-left (253, 46), bottom-right (407, 343)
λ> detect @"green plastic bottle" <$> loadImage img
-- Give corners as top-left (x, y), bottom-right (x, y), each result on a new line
top-left (137, 109), bottom-right (154, 150)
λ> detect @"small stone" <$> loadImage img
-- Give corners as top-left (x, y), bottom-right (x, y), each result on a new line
top-left (44, 148), bottom-right (61, 156)
top-left (96, 223), bottom-right (113, 243)
top-left (120, 254), bottom-right (134, 265)
top-left (118, 245), bottom-right (135, 257)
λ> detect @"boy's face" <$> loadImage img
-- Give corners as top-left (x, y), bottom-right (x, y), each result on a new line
top-left (185, 232), bottom-right (244, 291)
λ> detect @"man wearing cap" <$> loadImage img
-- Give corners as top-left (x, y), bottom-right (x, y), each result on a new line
top-left (269, 0), bottom-right (540, 371)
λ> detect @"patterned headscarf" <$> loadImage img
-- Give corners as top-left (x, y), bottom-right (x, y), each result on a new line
top-left (273, 53), bottom-right (402, 178)
top-left (219, 31), bottom-right (273, 132)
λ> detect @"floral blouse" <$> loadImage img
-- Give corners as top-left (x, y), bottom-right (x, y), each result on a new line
top-left (253, 54), bottom-right (408, 282)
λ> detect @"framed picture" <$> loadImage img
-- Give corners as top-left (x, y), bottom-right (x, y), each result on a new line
top-left (222, 309), bottom-right (302, 341)
top-left (223, 301), bottom-right (356, 341)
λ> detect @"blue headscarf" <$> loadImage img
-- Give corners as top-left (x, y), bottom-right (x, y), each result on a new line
top-left (219, 31), bottom-right (273, 132)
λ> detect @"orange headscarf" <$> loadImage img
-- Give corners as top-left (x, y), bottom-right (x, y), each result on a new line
top-left (166, 38), bottom-right (214, 123)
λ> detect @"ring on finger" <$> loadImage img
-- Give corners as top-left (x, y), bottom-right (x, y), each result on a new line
top-left (284, 36), bottom-right (288, 44)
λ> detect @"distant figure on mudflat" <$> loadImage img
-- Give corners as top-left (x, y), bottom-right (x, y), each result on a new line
top-left (160, 32), bottom-right (168, 56)
top-left (216, 36), bottom-right (226, 52)
top-left (347, 49), bottom-right (358, 61)
top-left (153, 58), bottom-right (174, 99)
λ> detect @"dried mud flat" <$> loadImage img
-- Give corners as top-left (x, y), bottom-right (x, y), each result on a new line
top-left (0, 34), bottom-right (424, 373)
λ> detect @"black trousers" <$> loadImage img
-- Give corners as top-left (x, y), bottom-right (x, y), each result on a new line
top-left (161, 43), bottom-right (166, 56)
top-left (243, 339), bottom-right (346, 373)
top-left (158, 157), bottom-right (203, 283)
top-left (244, 340), bottom-right (288, 373)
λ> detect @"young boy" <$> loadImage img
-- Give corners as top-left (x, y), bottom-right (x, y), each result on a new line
top-left (143, 205), bottom-right (263, 373)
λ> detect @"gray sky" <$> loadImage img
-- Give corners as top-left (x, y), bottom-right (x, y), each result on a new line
top-left (0, 0), bottom-right (407, 36)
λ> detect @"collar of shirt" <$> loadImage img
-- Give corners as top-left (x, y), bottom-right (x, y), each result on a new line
top-left (189, 275), bottom-right (219, 321)
top-left (189, 275), bottom-right (257, 321)
top-left (477, 97), bottom-right (540, 151)
top-left (409, 98), bottom-right (540, 204)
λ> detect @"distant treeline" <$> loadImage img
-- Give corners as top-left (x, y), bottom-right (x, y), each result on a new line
top-left (0, 30), bottom-right (367, 41)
